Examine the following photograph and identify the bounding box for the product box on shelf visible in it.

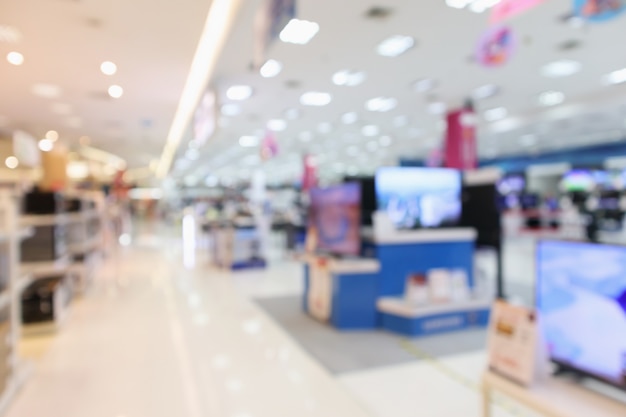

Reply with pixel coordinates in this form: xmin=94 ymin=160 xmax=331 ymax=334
xmin=20 ymin=225 xmax=67 ymax=262
xmin=21 ymin=275 xmax=71 ymax=324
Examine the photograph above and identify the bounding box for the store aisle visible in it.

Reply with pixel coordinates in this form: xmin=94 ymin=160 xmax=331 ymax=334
xmin=5 ymin=233 xmax=372 ymax=417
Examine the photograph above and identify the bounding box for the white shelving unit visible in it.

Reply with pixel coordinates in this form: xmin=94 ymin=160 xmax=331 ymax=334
xmin=0 ymin=189 xmax=33 ymax=415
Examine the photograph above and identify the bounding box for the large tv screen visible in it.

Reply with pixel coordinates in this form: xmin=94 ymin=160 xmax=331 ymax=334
xmin=375 ymin=167 xmax=462 ymax=229
xmin=562 ymin=169 xmax=595 ymax=192
xmin=537 ymin=240 xmax=626 ymax=389
xmin=309 ymin=182 xmax=361 ymax=256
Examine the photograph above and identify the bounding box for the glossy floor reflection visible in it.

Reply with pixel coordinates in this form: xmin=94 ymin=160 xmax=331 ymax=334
xmin=6 ymin=232 xmax=372 ymax=417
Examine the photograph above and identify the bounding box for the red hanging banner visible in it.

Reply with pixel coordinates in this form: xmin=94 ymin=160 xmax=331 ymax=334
xmin=444 ymin=108 xmax=478 ymax=170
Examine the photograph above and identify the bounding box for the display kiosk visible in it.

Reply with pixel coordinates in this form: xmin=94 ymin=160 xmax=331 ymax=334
xmin=211 ymin=219 xmax=267 ymax=270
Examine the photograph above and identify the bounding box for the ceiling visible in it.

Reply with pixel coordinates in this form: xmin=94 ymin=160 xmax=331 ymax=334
xmin=0 ymin=0 xmax=212 ymax=167
xmin=174 ymin=0 xmax=626 ymax=186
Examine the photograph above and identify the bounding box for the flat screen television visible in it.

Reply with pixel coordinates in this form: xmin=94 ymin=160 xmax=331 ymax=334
xmin=309 ymin=182 xmax=361 ymax=256
xmin=497 ymin=174 xmax=525 ymax=196
xmin=562 ymin=169 xmax=595 ymax=193
xmin=537 ymin=240 xmax=626 ymax=390
xmin=375 ymin=167 xmax=462 ymax=229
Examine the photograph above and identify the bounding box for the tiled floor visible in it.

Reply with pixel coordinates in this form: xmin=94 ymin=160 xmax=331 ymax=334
xmin=5 ymin=225 xmax=544 ymax=417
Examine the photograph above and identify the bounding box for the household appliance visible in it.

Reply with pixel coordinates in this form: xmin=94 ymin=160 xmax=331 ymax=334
xmin=375 ymin=167 xmax=462 ymax=229
xmin=537 ymin=240 xmax=626 ymax=390
xmin=309 ymin=182 xmax=361 ymax=256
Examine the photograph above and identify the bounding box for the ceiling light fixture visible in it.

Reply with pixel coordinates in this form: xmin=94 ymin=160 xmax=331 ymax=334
xmin=299 ymin=131 xmax=313 ymax=142
xmin=46 ymin=130 xmax=59 ymax=141
xmin=0 ymin=26 xmax=21 ymax=43
xmin=108 ymin=85 xmax=124 ymax=98
xmin=317 ymin=122 xmax=332 ymax=134
xmin=604 ymin=68 xmax=626 ymax=85
xmin=6 ymin=51 xmax=23 ymax=66
xmin=156 ymin=0 xmax=243 ymax=179
xmin=31 ymin=83 xmax=62 ymax=98
xmin=221 ymin=103 xmax=241 ymax=116
xmin=341 ymin=111 xmax=358 ymax=124
xmin=279 ymin=19 xmax=320 ymax=45
xmin=393 ymin=115 xmax=409 ymax=127
xmin=377 ymin=35 xmax=415 ymax=57
xmin=428 ymin=101 xmax=447 ymax=115
xmin=379 ymin=135 xmax=393 ymax=147
xmin=38 ymin=139 xmax=53 ymax=152
xmin=284 ymin=108 xmax=300 ymax=120
xmin=472 ymin=84 xmax=500 ymax=100
xmin=413 ymin=78 xmax=437 ymax=93
xmin=362 ymin=125 xmax=380 ymax=137
xmin=239 ymin=135 xmax=259 ymax=147
xmin=260 ymin=59 xmax=283 ymax=78
xmin=100 ymin=61 xmax=117 ymax=75
xmin=484 ymin=107 xmax=508 ymax=122
xmin=267 ymin=119 xmax=287 ymax=131
xmin=541 ymin=59 xmax=581 ymax=78
xmin=226 ymin=85 xmax=253 ymax=101
xmin=4 ymin=156 xmax=18 ymax=169
xmin=366 ymin=97 xmax=398 ymax=112
xmin=332 ymin=70 xmax=366 ymax=86
xmin=300 ymin=91 xmax=332 ymax=106
xmin=538 ymin=90 xmax=565 ymax=107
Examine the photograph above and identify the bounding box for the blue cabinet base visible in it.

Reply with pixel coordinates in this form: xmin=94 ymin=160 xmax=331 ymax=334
xmin=380 ymin=308 xmax=490 ymax=337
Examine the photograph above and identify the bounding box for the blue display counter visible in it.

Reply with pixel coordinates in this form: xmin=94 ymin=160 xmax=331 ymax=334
xmin=302 ymin=228 xmax=493 ymax=336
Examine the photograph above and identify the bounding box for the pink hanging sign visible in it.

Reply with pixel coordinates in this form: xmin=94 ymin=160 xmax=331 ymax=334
xmin=490 ymin=0 xmax=546 ymax=24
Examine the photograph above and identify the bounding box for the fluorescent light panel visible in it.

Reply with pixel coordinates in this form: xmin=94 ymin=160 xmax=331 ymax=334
xmin=279 ymin=19 xmax=320 ymax=45
xmin=377 ymin=35 xmax=415 ymax=57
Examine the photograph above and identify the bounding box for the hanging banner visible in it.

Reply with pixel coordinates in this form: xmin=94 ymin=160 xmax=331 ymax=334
xmin=444 ymin=108 xmax=477 ymax=170
xmin=490 ymin=0 xmax=547 ymax=24
xmin=573 ymin=0 xmax=626 ymax=22
xmin=475 ymin=25 xmax=516 ymax=68
xmin=253 ymin=0 xmax=296 ymax=68
xmin=260 ymin=129 xmax=279 ymax=160
xmin=302 ymin=154 xmax=318 ymax=192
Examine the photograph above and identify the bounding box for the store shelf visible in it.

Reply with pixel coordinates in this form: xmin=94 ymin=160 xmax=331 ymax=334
xmin=16 ymin=273 xmax=33 ymax=293
xmin=19 ymin=226 xmax=34 ymax=240
xmin=0 ymin=361 xmax=33 ymax=416
xmin=0 ymin=291 xmax=9 ymax=310
xmin=67 ymin=235 xmax=102 ymax=255
xmin=20 ymin=214 xmax=69 ymax=227
xmin=20 ymin=255 xmax=70 ymax=278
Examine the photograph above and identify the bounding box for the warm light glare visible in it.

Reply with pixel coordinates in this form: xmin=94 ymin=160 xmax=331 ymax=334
xmin=100 ymin=61 xmax=117 ymax=75
xmin=46 ymin=130 xmax=59 ymax=141
xmin=4 ymin=156 xmax=18 ymax=169
xmin=6 ymin=51 xmax=24 ymax=66
xmin=38 ymin=139 xmax=53 ymax=152
xmin=108 ymin=85 xmax=124 ymax=98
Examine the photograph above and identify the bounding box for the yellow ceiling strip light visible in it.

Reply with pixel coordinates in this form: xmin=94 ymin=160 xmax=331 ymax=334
xmin=156 ymin=0 xmax=244 ymax=179
xmin=79 ymin=146 xmax=127 ymax=171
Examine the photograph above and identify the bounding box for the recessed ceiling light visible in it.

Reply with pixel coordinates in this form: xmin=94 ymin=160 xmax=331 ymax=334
xmin=108 ymin=84 xmax=124 ymax=98
xmin=300 ymin=91 xmax=332 ymax=106
xmin=5 ymin=156 xmax=18 ymax=169
xmin=186 ymin=148 xmax=200 ymax=160
xmin=226 ymin=85 xmax=253 ymax=101
xmin=446 ymin=0 xmax=472 ymax=9
xmin=51 ymin=102 xmax=72 ymax=115
xmin=377 ymin=35 xmax=415 ymax=57
xmin=393 ymin=115 xmax=409 ymax=127
xmin=284 ymin=108 xmax=301 ymax=120
xmin=538 ymin=90 xmax=565 ymax=107
xmin=604 ymin=68 xmax=626 ymax=85
xmin=541 ymin=60 xmax=581 ymax=78
xmin=38 ymin=139 xmax=53 ymax=152
xmin=31 ymin=83 xmax=62 ymax=98
xmin=341 ymin=112 xmax=358 ymax=124
xmin=413 ymin=78 xmax=437 ymax=93
xmin=317 ymin=122 xmax=332 ymax=134
xmin=205 ymin=176 xmax=219 ymax=187
xmin=472 ymin=84 xmax=500 ymax=100
xmin=484 ymin=107 xmax=508 ymax=122
xmin=267 ymin=119 xmax=287 ymax=131
xmin=279 ymin=19 xmax=320 ymax=45
xmin=6 ymin=51 xmax=23 ymax=66
xmin=362 ymin=125 xmax=380 ymax=137
xmin=45 ymin=130 xmax=59 ymax=141
xmin=366 ymin=97 xmax=398 ymax=112
xmin=100 ymin=61 xmax=117 ymax=75
xmin=260 ymin=59 xmax=283 ymax=78
xmin=221 ymin=103 xmax=240 ymax=116
xmin=299 ymin=131 xmax=313 ymax=142
xmin=379 ymin=135 xmax=393 ymax=147
xmin=332 ymin=70 xmax=366 ymax=86
xmin=428 ymin=101 xmax=447 ymax=115
xmin=0 ymin=25 xmax=22 ymax=43
xmin=239 ymin=135 xmax=259 ymax=147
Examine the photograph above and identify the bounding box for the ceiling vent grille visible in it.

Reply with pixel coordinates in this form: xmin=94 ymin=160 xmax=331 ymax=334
xmin=365 ymin=6 xmax=393 ymax=20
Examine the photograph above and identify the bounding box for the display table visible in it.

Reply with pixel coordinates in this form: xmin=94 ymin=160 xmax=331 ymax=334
xmin=481 ymin=371 xmax=626 ymax=417
xmin=377 ymin=297 xmax=491 ymax=336
xmin=304 ymin=257 xmax=381 ymax=329
xmin=212 ymin=225 xmax=266 ymax=270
